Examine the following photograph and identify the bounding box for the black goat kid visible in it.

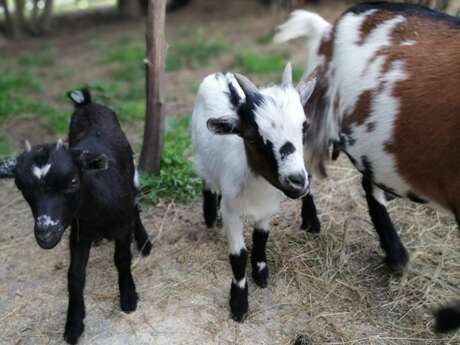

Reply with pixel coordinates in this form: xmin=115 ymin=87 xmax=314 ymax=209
xmin=0 ymin=89 xmax=152 ymax=344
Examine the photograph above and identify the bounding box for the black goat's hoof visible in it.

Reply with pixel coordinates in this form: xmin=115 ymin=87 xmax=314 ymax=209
xmin=140 ymin=240 xmax=153 ymax=257
xmin=385 ymin=245 xmax=409 ymax=274
xmin=293 ymin=335 xmax=311 ymax=345
xmin=252 ymin=262 xmax=268 ymax=288
xmin=301 ymin=219 xmax=321 ymax=234
xmin=230 ymin=280 xmax=248 ymax=322
xmin=120 ymin=288 xmax=138 ymax=313
xmin=63 ymin=321 xmax=84 ymax=345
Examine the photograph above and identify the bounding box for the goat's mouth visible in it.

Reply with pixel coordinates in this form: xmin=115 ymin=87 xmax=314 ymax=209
xmin=282 ymin=187 xmax=310 ymax=200
xmin=34 ymin=225 xmax=66 ymax=250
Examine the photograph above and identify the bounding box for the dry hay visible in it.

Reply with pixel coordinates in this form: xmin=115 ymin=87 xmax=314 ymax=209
xmin=0 ymin=156 xmax=458 ymax=345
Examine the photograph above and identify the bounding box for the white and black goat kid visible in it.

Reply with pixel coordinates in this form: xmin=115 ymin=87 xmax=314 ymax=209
xmin=0 ymin=89 xmax=152 ymax=344
xmin=192 ymin=64 xmax=316 ymax=321
xmin=275 ymin=1 xmax=460 ymax=333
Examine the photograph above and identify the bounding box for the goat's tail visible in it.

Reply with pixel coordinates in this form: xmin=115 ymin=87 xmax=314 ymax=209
xmin=434 ymin=304 xmax=460 ymax=333
xmin=274 ymin=10 xmax=331 ymax=54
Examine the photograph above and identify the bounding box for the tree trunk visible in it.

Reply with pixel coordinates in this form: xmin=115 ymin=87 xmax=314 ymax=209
xmin=139 ymin=0 xmax=167 ymax=174
xmin=118 ymin=0 xmax=142 ymax=19
xmin=38 ymin=0 xmax=54 ymax=34
xmin=0 ymin=0 xmax=15 ymax=36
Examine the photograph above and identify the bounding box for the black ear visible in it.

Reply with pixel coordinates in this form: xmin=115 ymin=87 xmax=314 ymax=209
xmin=68 ymin=88 xmax=92 ymax=107
xmin=0 ymin=158 xmax=16 ymax=178
xmin=71 ymin=150 xmax=108 ymax=172
xmin=207 ymin=116 xmax=241 ymax=136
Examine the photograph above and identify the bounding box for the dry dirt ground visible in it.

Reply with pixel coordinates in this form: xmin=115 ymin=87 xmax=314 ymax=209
xmin=1 ymin=1 xmax=460 ymax=344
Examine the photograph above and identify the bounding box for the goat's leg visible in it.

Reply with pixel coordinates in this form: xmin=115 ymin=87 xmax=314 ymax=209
xmin=114 ymin=232 xmax=138 ymax=313
xmin=251 ymin=218 xmax=270 ymax=288
xmin=222 ymin=199 xmax=248 ymax=322
xmin=133 ymin=205 xmax=152 ymax=256
xmin=362 ymin=176 xmax=409 ymax=273
xmin=202 ymin=182 xmax=220 ymax=228
xmin=64 ymin=226 xmax=92 ymax=345
xmin=300 ymin=193 xmax=321 ymax=233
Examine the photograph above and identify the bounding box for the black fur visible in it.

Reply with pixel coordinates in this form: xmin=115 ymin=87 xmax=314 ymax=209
xmin=229 ymin=249 xmax=248 ymax=322
xmin=301 ymin=194 xmax=321 ymax=233
xmin=280 ymin=142 xmax=296 ymax=159
xmin=7 ymin=89 xmax=152 ymax=344
xmin=407 ymin=191 xmax=428 ymax=204
xmin=434 ymin=305 xmax=460 ymax=333
xmin=362 ymin=176 xmax=409 ymax=273
xmin=251 ymin=228 xmax=269 ymax=288
xmin=202 ymin=187 xmax=219 ymax=228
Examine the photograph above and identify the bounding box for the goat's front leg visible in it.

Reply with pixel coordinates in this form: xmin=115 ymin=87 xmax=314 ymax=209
xmin=64 ymin=226 xmax=92 ymax=345
xmin=301 ymin=193 xmax=321 ymax=233
xmin=222 ymin=200 xmax=248 ymax=322
xmin=114 ymin=231 xmax=138 ymax=313
xmin=251 ymin=218 xmax=270 ymax=288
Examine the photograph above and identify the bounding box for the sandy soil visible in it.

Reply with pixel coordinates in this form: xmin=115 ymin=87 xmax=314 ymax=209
xmin=1 ymin=1 xmax=459 ymax=344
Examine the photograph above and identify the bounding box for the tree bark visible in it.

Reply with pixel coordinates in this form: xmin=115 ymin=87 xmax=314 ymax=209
xmin=139 ymin=0 xmax=167 ymax=174
xmin=0 ymin=0 xmax=15 ymax=36
xmin=38 ymin=0 xmax=54 ymax=34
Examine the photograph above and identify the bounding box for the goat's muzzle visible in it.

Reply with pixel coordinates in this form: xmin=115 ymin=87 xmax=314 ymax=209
xmin=34 ymin=217 xmax=65 ymax=250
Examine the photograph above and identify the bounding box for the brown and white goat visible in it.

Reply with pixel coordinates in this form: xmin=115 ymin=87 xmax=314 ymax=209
xmin=275 ymin=1 xmax=460 ymax=333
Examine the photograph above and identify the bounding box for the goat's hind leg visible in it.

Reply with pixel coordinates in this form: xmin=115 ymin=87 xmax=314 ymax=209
xmin=115 ymin=231 xmax=138 ymax=312
xmin=64 ymin=225 xmax=92 ymax=345
xmin=251 ymin=218 xmax=270 ymax=288
xmin=362 ymin=176 xmax=408 ymax=273
xmin=133 ymin=205 xmax=152 ymax=256
xmin=202 ymin=182 xmax=220 ymax=228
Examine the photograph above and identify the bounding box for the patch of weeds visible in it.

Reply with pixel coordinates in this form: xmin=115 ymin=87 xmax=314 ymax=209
xmin=0 ymin=69 xmax=43 ymax=120
xmin=256 ymin=31 xmax=275 ymax=45
xmin=103 ymin=40 xmax=145 ymax=82
xmin=18 ymin=46 xmax=55 ymax=67
xmin=234 ymin=51 xmax=285 ymax=74
xmin=55 ymin=68 xmax=76 ymax=81
xmin=166 ymin=32 xmax=227 ymax=72
xmin=140 ymin=116 xmax=201 ymax=203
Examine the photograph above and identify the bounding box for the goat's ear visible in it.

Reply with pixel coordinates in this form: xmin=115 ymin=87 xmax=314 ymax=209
xmin=281 ymin=62 xmax=293 ymax=87
xmin=207 ymin=116 xmax=241 ymax=136
xmin=0 ymin=158 xmax=17 ymax=178
xmin=71 ymin=150 xmax=108 ymax=173
xmin=68 ymin=88 xmax=92 ymax=107
xmin=296 ymin=72 xmax=317 ymax=106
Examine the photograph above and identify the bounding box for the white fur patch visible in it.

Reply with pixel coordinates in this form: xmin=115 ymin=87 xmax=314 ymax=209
xmin=372 ymin=187 xmax=387 ymax=206
xmin=36 ymin=215 xmax=59 ymax=228
xmin=70 ymin=90 xmax=85 ymax=104
xmin=401 ymin=40 xmax=416 ymax=46
xmin=32 ymin=164 xmax=51 ymax=180
xmin=134 ymin=168 xmax=140 ymax=190
xmin=234 ymin=277 xmax=246 ymax=289
xmin=257 ymin=262 xmax=267 ymax=272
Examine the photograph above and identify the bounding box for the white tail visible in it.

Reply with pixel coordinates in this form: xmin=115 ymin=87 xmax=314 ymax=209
xmin=274 ymin=10 xmax=332 ymax=75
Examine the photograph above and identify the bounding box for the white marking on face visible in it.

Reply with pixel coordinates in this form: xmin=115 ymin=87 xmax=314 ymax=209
xmin=253 ymin=86 xmax=308 ymax=184
xmin=257 ymin=262 xmax=267 ymax=272
xmin=233 ymin=277 xmax=246 ymax=289
xmin=32 ymin=164 xmax=51 ymax=180
xmin=36 ymin=215 xmax=59 ymax=228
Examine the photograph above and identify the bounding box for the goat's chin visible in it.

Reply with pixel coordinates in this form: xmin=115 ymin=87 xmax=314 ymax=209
xmin=34 ymin=228 xmax=65 ymax=250
xmin=282 ymin=188 xmax=309 ymax=200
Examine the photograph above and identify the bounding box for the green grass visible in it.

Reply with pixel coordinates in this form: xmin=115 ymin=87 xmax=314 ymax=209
xmin=0 ymin=136 xmax=13 ymax=158
xmin=166 ymin=32 xmax=227 ymax=72
xmin=140 ymin=116 xmax=201 ymax=204
xmin=234 ymin=51 xmax=286 ymax=74
xmin=18 ymin=44 xmax=55 ymax=67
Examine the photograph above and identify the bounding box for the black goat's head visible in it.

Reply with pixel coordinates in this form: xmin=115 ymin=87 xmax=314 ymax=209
xmin=0 ymin=89 xmax=108 ymax=249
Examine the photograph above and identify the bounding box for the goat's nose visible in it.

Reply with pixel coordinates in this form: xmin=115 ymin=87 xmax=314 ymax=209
xmin=287 ymin=173 xmax=306 ymax=188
